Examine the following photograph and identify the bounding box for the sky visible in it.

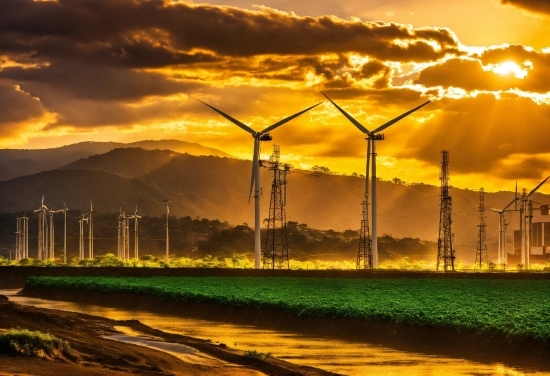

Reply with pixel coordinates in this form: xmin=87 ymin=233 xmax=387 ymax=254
xmin=1 ymin=0 xmax=550 ymax=193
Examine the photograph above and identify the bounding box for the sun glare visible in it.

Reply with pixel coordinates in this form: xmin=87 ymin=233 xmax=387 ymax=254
xmin=491 ymin=61 xmax=528 ymax=79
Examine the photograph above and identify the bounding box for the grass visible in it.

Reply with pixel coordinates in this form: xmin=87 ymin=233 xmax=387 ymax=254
xmin=0 ymin=329 xmax=77 ymax=359
xmin=244 ymin=349 xmax=272 ymax=359
xmin=26 ymin=276 xmax=550 ymax=344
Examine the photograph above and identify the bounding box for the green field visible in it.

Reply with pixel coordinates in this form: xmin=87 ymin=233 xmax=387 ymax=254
xmin=26 ymin=276 xmax=550 ymax=343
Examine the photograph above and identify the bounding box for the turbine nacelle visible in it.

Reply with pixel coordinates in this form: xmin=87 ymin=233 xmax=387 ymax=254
xmin=369 ymin=133 xmax=385 ymax=141
xmin=258 ymin=133 xmax=273 ymax=142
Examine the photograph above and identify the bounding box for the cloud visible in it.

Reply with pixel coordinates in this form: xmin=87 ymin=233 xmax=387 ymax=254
xmin=501 ymin=0 xmax=550 ymax=16
xmin=0 ymin=83 xmax=48 ymax=138
xmin=397 ymin=94 xmax=550 ymax=179
xmin=0 ymin=0 xmax=460 ymax=65
xmin=0 ymin=60 xmax=201 ymax=101
xmin=413 ymin=46 xmax=550 ymax=94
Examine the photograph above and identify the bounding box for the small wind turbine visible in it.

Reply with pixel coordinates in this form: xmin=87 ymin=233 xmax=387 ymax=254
xmin=78 ymin=212 xmax=89 ymax=259
xmin=62 ymin=203 xmax=68 ymax=264
xmin=198 ymin=99 xmax=322 ymax=268
xmin=88 ymin=199 xmax=94 ymax=258
xmin=163 ymin=200 xmax=171 ymax=262
xmin=34 ymin=196 xmax=49 ymax=260
xmin=127 ymin=206 xmax=141 ymax=259
xmin=321 ymin=92 xmax=430 ymax=268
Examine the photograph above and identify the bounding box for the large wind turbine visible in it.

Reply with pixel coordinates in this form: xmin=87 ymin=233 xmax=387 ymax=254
xmin=321 ymin=92 xmax=430 ymax=268
xmin=198 ymin=99 xmax=321 ymax=268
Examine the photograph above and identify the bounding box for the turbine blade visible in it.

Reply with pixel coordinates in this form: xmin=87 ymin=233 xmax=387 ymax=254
xmin=515 ymin=180 xmax=518 ymax=210
xmin=248 ymin=139 xmax=259 ymax=204
xmin=321 ymin=92 xmax=370 ymax=134
xmin=197 ymin=99 xmax=256 ymax=135
xmin=372 ymin=101 xmax=431 ymax=134
xmin=489 ymin=208 xmax=501 ymax=213
xmin=527 ymin=176 xmax=550 ymax=197
xmin=502 ymin=197 xmax=518 ymax=211
xmin=261 ymin=102 xmax=323 ymax=134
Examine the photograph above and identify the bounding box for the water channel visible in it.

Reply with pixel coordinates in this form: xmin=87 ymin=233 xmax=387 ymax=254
xmin=1 ymin=289 xmax=544 ymax=375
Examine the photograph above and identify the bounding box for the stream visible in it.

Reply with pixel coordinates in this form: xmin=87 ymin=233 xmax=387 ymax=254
xmin=1 ymin=289 xmax=543 ymax=376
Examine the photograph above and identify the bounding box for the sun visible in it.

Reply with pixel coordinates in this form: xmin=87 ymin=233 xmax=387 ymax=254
xmin=491 ymin=61 xmax=528 ymax=78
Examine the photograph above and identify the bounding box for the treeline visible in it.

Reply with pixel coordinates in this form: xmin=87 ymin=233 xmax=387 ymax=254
xmin=0 ymin=213 xmax=436 ymax=262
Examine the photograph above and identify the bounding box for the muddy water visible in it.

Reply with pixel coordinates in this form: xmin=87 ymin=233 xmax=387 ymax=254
xmin=1 ymin=289 xmax=543 ymax=376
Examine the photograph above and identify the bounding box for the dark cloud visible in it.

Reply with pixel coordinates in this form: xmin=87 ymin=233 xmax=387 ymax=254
xmin=397 ymin=94 xmax=550 ymax=179
xmin=0 ymin=0 xmax=461 ymax=66
xmin=0 ymin=60 xmax=200 ymax=101
xmin=501 ymin=0 xmax=550 ymax=16
xmin=0 ymin=83 xmax=47 ymax=137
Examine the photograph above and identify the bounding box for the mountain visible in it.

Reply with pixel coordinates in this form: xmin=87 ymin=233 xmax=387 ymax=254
xmin=0 ymin=147 xmax=548 ymax=262
xmin=0 ymin=140 xmax=231 ymax=181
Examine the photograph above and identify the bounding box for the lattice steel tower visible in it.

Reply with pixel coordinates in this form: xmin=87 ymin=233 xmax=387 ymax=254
xmin=357 ymin=198 xmax=373 ymax=269
xmin=436 ymin=150 xmax=455 ymax=272
xmin=262 ymin=145 xmax=290 ymax=269
xmin=475 ymin=188 xmax=488 ymax=269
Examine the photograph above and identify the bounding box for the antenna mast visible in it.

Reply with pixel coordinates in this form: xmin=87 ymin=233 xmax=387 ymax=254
xmin=262 ymin=145 xmax=290 ymax=269
xmin=436 ymin=150 xmax=455 ymax=272
xmin=475 ymin=188 xmax=488 ymax=269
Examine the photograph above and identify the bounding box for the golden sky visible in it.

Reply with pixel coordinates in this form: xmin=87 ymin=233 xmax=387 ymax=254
xmin=1 ymin=0 xmax=549 ymax=193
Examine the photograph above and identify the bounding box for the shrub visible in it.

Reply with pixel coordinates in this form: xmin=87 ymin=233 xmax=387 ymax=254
xmin=0 ymin=329 xmax=77 ymax=360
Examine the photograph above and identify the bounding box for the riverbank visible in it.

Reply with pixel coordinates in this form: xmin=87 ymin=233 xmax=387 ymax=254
xmin=0 ymin=294 xmax=337 ymax=376
xmin=20 ymin=284 xmax=550 ymax=372
xmin=2 ymin=266 xmax=550 ymax=289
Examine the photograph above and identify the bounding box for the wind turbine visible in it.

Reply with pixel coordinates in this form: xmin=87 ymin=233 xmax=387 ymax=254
xmin=489 ymin=194 xmax=517 ymax=267
xmin=127 ymin=206 xmax=141 ymax=259
xmin=78 ymin=212 xmax=88 ymax=260
xmin=34 ymin=196 xmax=49 ymax=260
xmin=198 ymin=99 xmax=322 ymax=269
xmin=163 ymin=200 xmax=171 ymax=262
xmin=519 ymin=176 xmax=549 ymax=270
xmin=88 ymin=199 xmax=94 ymax=258
xmin=321 ymin=92 xmax=430 ymax=268
xmin=62 ymin=203 xmax=68 ymax=264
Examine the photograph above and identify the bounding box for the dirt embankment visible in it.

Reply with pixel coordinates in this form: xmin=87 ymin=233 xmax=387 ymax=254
xmin=2 ymin=266 xmax=550 ymax=289
xmin=20 ymin=285 xmax=550 ymax=373
xmin=0 ymin=295 xmax=338 ymax=376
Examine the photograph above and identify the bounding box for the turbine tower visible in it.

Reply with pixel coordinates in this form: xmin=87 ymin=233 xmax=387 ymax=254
xmin=321 ymin=92 xmax=430 ymax=268
xmin=62 ymin=203 xmax=68 ymax=264
xmin=88 ymin=199 xmax=94 ymax=258
xmin=34 ymin=196 xmax=49 ymax=260
xmin=48 ymin=207 xmax=66 ymax=260
xmin=78 ymin=212 xmax=88 ymax=259
xmin=118 ymin=210 xmax=129 ymax=260
xmin=518 ymin=176 xmax=549 ymax=270
xmin=198 ymin=99 xmax=321 ymax=269
xmin=127 ymin=206 xmax=141 ymax=259
xmin=163 ymin=200 xmax=171 ymax=262
xmin=489 ymin=194 xmax=517 ymax=267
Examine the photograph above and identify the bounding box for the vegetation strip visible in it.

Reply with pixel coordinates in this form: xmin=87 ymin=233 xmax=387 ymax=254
xmin=26 ymin=276 xmax=550 ymax=343
xmin=0 ymin=328 xmax=76 ymax=359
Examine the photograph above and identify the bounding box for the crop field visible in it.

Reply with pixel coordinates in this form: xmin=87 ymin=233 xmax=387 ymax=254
xmin=26 ymin=276 xmax=550 ymax=343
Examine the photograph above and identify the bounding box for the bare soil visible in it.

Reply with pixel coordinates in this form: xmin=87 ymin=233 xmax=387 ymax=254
xmin=0 ymin=295 xmax=338 ymax=376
